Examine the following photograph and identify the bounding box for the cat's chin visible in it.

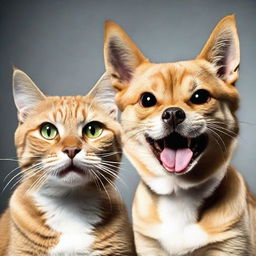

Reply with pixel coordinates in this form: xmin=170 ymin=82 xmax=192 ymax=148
xmin=47 ymin=170 xmax=91 ymax=188
xmin=47 ymin=163 xmax=91 ymax=187
xmin=58 ymin=165 xmax=85 ymax=177
xmin=58 ymin=172 xmax=89 ymax=186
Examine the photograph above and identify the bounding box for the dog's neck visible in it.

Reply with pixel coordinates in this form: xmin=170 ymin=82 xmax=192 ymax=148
xmin=143 ymin=162 xmax=228 ymax=199
xmin=125 ymin=135 xmax=237 ymax=198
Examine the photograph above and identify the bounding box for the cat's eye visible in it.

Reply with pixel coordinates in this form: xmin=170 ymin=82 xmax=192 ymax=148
xmin=140 ymin=92 xmax=157 ymax=107
xmin=190 ymin=89 xmax=211 ymax=104
xmin=83 ymin=122 xmax=103 ymax=139
xmin=40 ymin=123 xmax=58 ymax=140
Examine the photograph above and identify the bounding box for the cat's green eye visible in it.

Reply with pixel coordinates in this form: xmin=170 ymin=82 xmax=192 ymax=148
xmin=40 ymin=123 xmax=58 ymax=140
xmin=83 ymin=122 xmax=103 ymax=139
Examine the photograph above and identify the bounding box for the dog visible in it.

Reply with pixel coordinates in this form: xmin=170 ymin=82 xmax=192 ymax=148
xmin=102 ymin=15 xmax=256 ymax=256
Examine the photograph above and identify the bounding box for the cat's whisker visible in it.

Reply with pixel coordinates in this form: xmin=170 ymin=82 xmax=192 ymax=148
xmin=3 ymin=160 xmax=42 ymax=182
xmin=100 ymin=160 xmax=125 ymax=165
xmin=99 ymin=161 xmax=122 ymax=170
xmin=22 ymin=165 xmax=46 ymax=180
xmin=96 ymin=151 xmax=122 ymax=157
xmin=26 ymin=171 xmax=48 ymax=194
xmin=86 ymin=158 xmax=127 ymax=167
xmin=100 ymin=161 xmax=121 ymax=168
xmin=96 ymin=171 xmax=122 ymax=204
xmin=26 ymin=164 xmax=55 ymax=193
xmin=96 ymin=164 xmax=119 ymax=179
xmin=97 ymin=164 xmax=127 ymax=187
xmin=10 ymin=167 xmax=44 ymax=191
xmin=32 ymin=172 xmax=48 ymax=192
xmin=0 ymin=155 xmax=41 ymax=160
xmin=9 ymin=164 xmax=46 ymax=191
xmin=88 ymin=168 xmax=101 ymax=192
xmin=96 ymin=170 xmax=124 ymax=208
xmin=89 ymin=168 xmax=112 ymax=208
xmin=97 ymin=171 xmax=118 ymax=192
xmin=83 ymin=158 xmax=125 ymax=169
xmin=84 ymin=160 xmax=122 ymax=181
xmin=3 ymin=165 xmax=22 ymax=182
xmin=0 ymin=159 xmax=21 ymax=162
xmin=2 ymin=162 xmax=44 ymax=192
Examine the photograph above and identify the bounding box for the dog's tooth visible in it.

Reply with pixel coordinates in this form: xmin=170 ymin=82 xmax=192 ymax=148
xmin=154 ymin=141 xmax=161 ymax=151
xmin=188 ymin=138 xmax=192 ymax=148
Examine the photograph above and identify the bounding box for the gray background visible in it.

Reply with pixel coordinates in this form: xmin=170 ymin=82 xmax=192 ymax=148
xmin=0 ymin=0 xmax=255 ymax=215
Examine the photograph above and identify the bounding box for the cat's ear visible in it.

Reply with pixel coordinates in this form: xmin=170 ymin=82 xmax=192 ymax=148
xmin=13 ymin=69 xmax=46 ymax=122
xmin=104 ymin=21 xmax=147 ymax=90
xmin=197 ymin=15 xmax=240 ymax=84
xmin=88 ymin=73 xmax=118 ymax=120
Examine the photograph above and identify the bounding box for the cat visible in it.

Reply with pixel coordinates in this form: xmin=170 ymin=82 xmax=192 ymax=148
xmin=0 ymin=69 xmax=136 ymax=256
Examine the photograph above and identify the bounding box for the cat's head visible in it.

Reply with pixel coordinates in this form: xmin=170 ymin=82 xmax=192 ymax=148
xmin=13 ymin=69 xmax=121 ymax=191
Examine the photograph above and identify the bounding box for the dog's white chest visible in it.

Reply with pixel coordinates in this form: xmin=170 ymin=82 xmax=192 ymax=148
xmin=156 ymin=193 xmax=208 ymax=256
xmin=34 ymin=192 xmax=101 ymax=256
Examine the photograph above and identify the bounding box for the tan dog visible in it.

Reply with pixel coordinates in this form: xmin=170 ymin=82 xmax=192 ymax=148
xmin=103 ymin=15 xmax=256 ymax=255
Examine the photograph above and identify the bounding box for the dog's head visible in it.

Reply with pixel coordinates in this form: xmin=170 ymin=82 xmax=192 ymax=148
xmin=103 ymin=15 xmax=240 ymax=188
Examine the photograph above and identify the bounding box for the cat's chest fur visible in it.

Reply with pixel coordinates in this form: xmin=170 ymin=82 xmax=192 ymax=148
xmin=33 ymin=188 xmax=102 ymax=256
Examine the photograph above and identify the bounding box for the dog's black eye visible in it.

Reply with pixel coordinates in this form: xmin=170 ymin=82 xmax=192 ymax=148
xmin=140 ymin=92 xmax=157 ymax=107
xmin=190 ymin=89 xmax=211 ymax=104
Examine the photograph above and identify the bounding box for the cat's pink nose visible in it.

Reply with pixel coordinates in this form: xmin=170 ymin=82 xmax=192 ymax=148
xmin=63 ymin=147 xmax=81 ymax=159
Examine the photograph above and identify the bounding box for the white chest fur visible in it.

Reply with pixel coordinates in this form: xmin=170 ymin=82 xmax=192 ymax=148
xmin=33 ymin=189 xmax=102 ymax=256
xmin=152 ymin=174 xmax=225 ymax=256
xmin=156 ymin=191 xmax=208 ymax=256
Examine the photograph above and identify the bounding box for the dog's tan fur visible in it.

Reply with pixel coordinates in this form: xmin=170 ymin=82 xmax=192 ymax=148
xmin=103 ymin=16 xmax=256 ymax=255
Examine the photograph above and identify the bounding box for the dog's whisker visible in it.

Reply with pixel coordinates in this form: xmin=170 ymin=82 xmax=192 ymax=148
xmin=207 ymin=128 xmax=227 ymax=153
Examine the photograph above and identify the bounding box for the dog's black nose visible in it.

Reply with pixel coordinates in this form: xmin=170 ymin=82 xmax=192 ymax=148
xmin=162 ymin=107 xmax=186 ymax=127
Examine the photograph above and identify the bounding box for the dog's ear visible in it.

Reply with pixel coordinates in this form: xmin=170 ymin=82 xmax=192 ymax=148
xmin=104 ymin=21 xmax=147 ymax=90
xmin=197 ymin=15 xmax=240 ymax=84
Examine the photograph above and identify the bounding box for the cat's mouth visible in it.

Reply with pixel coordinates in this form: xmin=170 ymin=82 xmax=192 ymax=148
xmin=58 ymin=163 xmax=85 ymax=177
xmin=145 ymin=132 xmax=208 ymax=174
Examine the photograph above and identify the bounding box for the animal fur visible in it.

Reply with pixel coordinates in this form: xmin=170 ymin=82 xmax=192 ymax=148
xmin=103 ymin=15 xmax=256 ymax=256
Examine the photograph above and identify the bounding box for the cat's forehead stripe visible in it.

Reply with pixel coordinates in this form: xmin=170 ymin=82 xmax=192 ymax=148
xmin=49 ymin=96 xmax=91 ymax=124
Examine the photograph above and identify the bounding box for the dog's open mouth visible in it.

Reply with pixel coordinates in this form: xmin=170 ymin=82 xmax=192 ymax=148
xmin=146 ymin=132 xmax=208 ymax=174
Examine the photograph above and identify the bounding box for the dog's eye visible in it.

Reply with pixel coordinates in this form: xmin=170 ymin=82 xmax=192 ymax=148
xmin=190 ymin=89 xmax=211 ymax=104
xmin=140 ymin=92 xmax=157 ymax=107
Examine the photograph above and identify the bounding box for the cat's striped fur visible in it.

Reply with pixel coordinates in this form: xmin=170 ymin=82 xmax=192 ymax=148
xmin=0 ymin=70 xmax=136 ymax=256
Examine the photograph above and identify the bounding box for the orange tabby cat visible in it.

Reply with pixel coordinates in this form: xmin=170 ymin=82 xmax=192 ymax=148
xmin=0 ymin=69 xmax=136 ymax=256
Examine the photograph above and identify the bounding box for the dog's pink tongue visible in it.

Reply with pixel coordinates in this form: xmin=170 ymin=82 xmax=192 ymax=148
xmin=160 ymin=148 xmax=193 ymax=173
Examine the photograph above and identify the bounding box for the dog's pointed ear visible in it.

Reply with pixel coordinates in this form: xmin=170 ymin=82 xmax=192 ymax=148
xmin=13 ymin=68 xmax=46 ymax=122
xmin=197 ymin=15 xmax=240 ymax=84
xmin=104 ymin=21 xmax=147 ymax=90
xmin=87 ymin=73 xmax=118 ymax=120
